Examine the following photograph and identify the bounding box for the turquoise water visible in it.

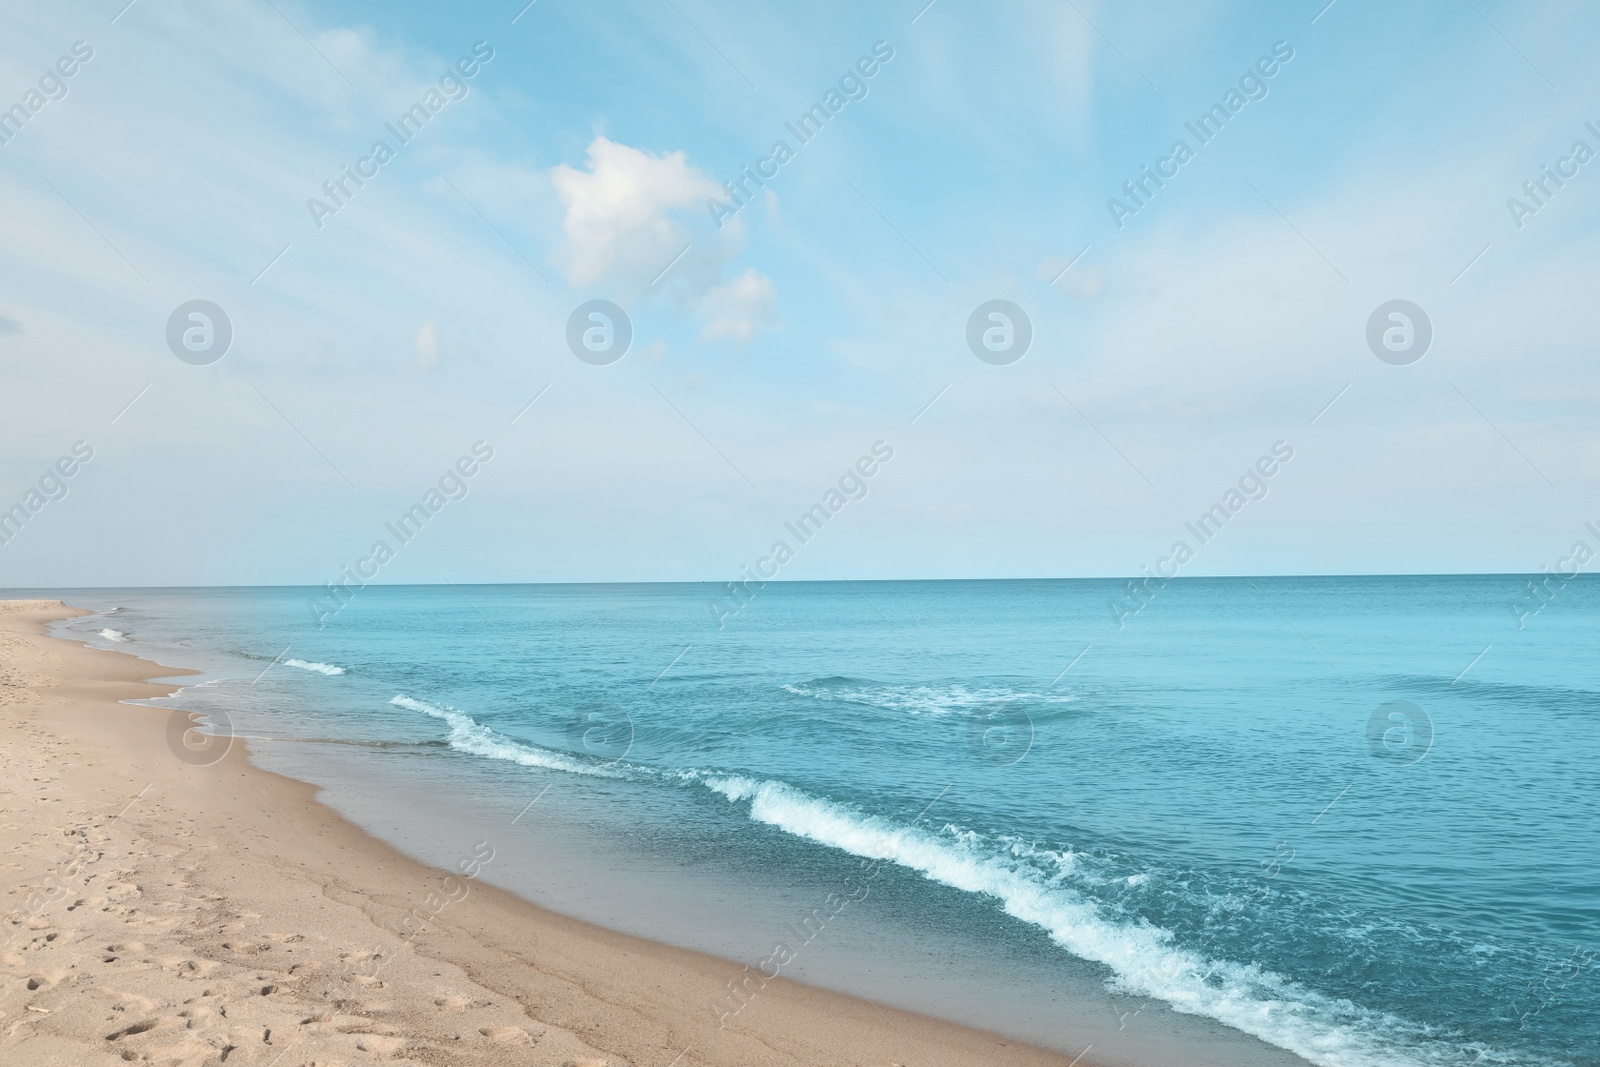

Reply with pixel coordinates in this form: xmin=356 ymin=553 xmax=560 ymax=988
xmin=35 ymin=578 xmax=1600 ymax=1067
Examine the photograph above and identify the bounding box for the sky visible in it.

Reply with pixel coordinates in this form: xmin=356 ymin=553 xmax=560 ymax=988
xmin=1 ymin=0 xmax=1598 ymax=587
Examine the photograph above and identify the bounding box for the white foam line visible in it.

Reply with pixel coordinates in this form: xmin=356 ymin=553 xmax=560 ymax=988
xmin=392 ymin=695 xmax=627 ymax=780
xmin=698 ymin=775 xmax=1458 ymax=1067
xmin=378 ymin=690 xmax=1501 ymax=1067
xmin=285 ymin=658 xmax=346 ymax=676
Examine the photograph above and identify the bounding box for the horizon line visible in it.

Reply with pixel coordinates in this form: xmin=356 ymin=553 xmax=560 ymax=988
xmin=0 ymin=571 xmax=1576 ymax=593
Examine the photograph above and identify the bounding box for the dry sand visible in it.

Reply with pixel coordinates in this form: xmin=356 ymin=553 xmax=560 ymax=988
xmin=0 ymin=599 xmax=1099 ymax=1067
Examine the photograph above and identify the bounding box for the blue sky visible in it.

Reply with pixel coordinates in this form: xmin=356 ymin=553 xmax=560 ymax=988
xmin=1 ymin=0 xmax=1597 ymax=586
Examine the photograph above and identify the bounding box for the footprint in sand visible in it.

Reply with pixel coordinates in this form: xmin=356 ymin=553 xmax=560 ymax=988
xmin=23 ymin=969 xmax=70 ymax=990
xmin=95 ymin=987 xmax=160 ymax=1013
xmin=481 ymin=1026 xmax=537 ymax=1044
xmin=148 ymin=1035 xmax=235 ymax=1067
xmin=178 ymin=1005 xmax=219 ymax=1028
xmin=224 ymin=1024 xmax=272 ymax=1048
xmin=172 ymin=958 xmax=222 ymax=978
xmin=104 ymin=1016 xmax=167 ymax=1041
xmin=433 ymin=995 xmax=471 ymax=1011
xmin=355 ymin=1033 xmax=408 ymax=1056
xmin=220 ymin=940 xmax=269 ymax=955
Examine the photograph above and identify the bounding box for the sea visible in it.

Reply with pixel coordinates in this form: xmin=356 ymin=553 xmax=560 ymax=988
xmin=22 ymin=577 xmax=1599 ymax=1067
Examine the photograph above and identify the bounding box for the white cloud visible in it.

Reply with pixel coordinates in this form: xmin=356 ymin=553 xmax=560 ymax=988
xmin=549 ymin=136 xmax=776 ymax=341
xmin=550 ymin=136 xmax=723 ymax=289
xmin=697 ymin=268 xmax=777 ymax=343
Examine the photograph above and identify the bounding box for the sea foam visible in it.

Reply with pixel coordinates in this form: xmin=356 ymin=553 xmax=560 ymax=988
xmin=390 ymin=695 xmax=627 ymax=779
xmin=695 ymin=775 xmax=1479 ymax=1067
xmin=285 ymin=658 xmax=345 ymax=676
xmin=782 ymin=678 xmax=1077 ymax=716
xmin=391 ymin=698 xmax=1502 ymax=1067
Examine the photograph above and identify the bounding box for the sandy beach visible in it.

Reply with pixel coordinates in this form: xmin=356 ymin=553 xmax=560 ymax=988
xmin=0 ymin=599 xmax=1095 ymax=1067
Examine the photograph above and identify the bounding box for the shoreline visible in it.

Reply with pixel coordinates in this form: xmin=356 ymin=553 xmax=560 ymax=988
xmin=0 ymin=599 xmax=1101 ymax=1067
